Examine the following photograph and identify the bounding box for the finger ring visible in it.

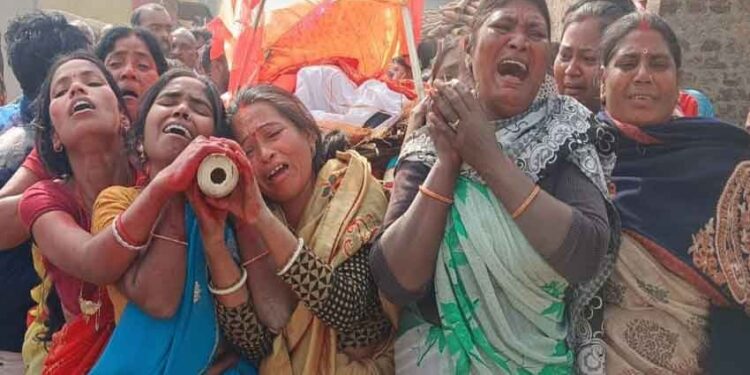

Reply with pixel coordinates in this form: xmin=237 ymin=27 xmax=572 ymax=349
xmin=449 ymin=119 xmax=460 ymax=130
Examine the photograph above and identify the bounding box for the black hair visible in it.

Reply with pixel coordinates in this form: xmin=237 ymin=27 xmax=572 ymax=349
xmin=130 ymin=3 xmax=168 ymax=26
xmin=227 ymin=85 xmax=349 ymax=174
xmin=392 ymin=56 xmax=411 ymax=70
xmin=601 ymin=12 xmax=682 ymax=69
xmin=472 ymin=0 xmax=552 ymax=41
xmin=562 ymin=0 xmax=635 ymax=34
xmin=34 ymin=51 xmax=128 ymax=178
xmin=129 ymin=69 xmax=228 ymax=161
xmin=4 ymin=11 xmax=91 ymax=99
xmin=417 ymin=38 xmax=438 ymax=70
xmin=95 ymin=26 xmax=169 ymax=75
xmin=37 ymin=287 xmax=64 ymax=347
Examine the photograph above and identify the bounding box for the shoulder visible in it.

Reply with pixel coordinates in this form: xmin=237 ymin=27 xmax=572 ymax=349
xmin=19 ymin=180 xmax=76 ymax=229
xmin=94 ymin=186 xmax=140 ymax=208
xmin=23 ymin=179 xmax=70 ymax=199
xmin=91 ymin=186 xmax=140 ymax=234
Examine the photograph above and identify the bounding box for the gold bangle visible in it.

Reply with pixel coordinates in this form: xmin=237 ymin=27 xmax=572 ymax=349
xmin=512 ymin=185 xmax=541 ymax=219
xmin=419 ymin=185 xmax=453 ymax=205
xmin=151 ymin=233 xmax=188 ymax=247
xmin=241 ymin=251 xmax=270 ymax=268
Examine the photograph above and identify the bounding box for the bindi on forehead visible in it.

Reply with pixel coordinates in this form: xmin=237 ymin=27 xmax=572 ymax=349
xmin=617 ymin=46 xmax=671 ymax=59
xmin=53 ymin=64 xmax=101 ymax=83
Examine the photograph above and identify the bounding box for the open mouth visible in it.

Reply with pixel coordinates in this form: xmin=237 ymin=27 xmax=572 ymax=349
xmin=163 ymin=122 xmax=193 ymax=140
xmin=70 ymin=98 xmax=96 ymax=115
xmin=629 ymin=93 xmax=655 ymax=101
xmin=497 ymin=59 xmax=529 ymax=80
xmin=121 ymin=89 xmax=139 ymax=101
xmin=267 ymin=163 xmax=288 ymax=181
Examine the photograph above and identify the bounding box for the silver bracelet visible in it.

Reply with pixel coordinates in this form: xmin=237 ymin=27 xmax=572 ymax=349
xmin=277 ymin=237 xmax=305 ymax=276
xmin=208 ymin=267 xmax=248 ymax=296
xmin=111 ymin=215 xmax=149 ymax=252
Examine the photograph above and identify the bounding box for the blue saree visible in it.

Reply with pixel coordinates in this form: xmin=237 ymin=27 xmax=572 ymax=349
xmin=90 ymin=205 xmax=256 ymax=374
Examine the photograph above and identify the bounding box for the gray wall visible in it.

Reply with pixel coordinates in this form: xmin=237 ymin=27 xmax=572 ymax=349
xmin=658 ymin=0 xmax=750 ymax=125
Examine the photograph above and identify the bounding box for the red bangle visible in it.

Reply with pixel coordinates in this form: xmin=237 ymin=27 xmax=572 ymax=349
xmin=116 ymin=214 xmax=140 ymax=246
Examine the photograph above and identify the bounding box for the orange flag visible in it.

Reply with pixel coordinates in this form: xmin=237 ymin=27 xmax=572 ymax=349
xmin=208 ymin=0 xmax=424 ymax=95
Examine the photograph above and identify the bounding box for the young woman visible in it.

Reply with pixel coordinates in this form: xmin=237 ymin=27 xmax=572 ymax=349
xmin=1 ymin=26 xmax=167 ymax=251
xmin=18 ymin=51 xmax=134 ymax=374
xmin=82 ymin=69 xmax=254 ymax=374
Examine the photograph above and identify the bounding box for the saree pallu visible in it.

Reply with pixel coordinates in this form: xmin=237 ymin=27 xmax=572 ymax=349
xmin=603 ymin=234 xmax=710 ymax=374
xmin=396 ymin=77 xmax=619 ymax=374
xmin=24 ymin=248 xmax=113 ymax=375
xmin=22 ymin=249 xmax=51 ymax=375
xmin=605 ymin=115 xmax=750 ymax=374
xmin=41 ymin=291 xmax=114 ymax=375
xmin=396 ymin=178 xmax=573 ymax=374
xmin=89 ymin=202 xmax=256 ymax=374
xmin=260 ymin=151 xmax=396 ymax=375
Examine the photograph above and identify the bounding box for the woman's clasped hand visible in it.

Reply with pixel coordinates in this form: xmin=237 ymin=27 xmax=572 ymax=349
xmin=159 ymin=136 xmax=268 ymax=244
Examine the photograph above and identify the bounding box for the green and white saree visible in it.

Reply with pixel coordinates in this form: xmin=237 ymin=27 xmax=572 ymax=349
xmin=395 ymin=77 xmax=619 ymax=375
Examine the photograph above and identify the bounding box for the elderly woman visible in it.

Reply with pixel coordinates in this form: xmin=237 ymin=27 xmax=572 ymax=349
xmin=553 ymin=0 xmax=634 ymax=112
xmin=17 ymin=51 xmax=135 ymax=374
xmin=598 ymin=13 xmax=750 ymax=374
xmin=203 ymin=85 xmax=396 ymax=374
xmin=370 ymin=0 xmax=619 ymax=374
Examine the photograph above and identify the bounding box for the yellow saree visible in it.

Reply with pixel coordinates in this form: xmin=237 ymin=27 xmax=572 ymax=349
xmin=260 ymin=150 xmax=398 ymax=375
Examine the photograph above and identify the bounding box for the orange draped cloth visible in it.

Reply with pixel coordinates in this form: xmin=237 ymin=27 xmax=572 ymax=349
xmin=208 ymin=0 xmax=423 ymax=96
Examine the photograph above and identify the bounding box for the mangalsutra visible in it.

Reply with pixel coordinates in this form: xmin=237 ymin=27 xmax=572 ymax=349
xmin=79 ymin=284 xmax=102 ymax=330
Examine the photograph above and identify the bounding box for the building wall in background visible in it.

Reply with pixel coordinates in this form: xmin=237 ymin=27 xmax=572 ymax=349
xmin=548 ymin=0 xmax=578 ymax=40
xmin=39 ymin=0 xmax=131 ymax=24
xmin=657 ymin=0 xmax=750 ymax=125
xmin=3 ymin=0 xmax=748 ymax=125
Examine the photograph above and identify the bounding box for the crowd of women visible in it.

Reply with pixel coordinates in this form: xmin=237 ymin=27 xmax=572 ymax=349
xmin=0 ymin=0 xmax=748 ymax=374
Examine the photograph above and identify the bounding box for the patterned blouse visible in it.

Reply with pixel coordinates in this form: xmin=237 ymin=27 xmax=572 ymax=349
xmin=216 ymin=243 xmax=391 ymax=361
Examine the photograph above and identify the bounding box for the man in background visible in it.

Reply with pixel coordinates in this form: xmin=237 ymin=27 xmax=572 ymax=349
xmin=200 ymin=45 xmax=229 ymax=93
xmin=171 ymin=27 xmax=199 ymax=70
xmin=131 ymin=3 xmax=173 ymax=55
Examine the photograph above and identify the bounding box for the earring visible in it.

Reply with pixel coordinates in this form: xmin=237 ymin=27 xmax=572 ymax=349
xmin=136 ymin=143 xmax=147 ymax=165
xmin=53 ymin=143 xmax=64 ymax=153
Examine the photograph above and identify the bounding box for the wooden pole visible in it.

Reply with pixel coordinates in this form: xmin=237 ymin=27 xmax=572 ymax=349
xmin=401 ymin=4 xmax=425 ymax=100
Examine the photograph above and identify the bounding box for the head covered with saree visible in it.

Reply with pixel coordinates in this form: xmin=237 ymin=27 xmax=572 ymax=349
xmin=398 ymin=0 xmax=620 ymax=373
xmin=600 ymin=12 xmax=750 ymax=374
